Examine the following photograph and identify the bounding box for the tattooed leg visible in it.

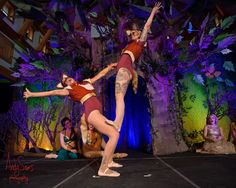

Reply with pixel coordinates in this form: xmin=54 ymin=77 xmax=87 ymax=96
xmin=114 ymin=68 xmax=132 ymax=129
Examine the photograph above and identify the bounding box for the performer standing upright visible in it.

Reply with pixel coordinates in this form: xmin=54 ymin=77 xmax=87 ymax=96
xmin=110 ymin=2 xmax=162 ymax=131
xmin=24 ymin=63 xmax=122 ymax=177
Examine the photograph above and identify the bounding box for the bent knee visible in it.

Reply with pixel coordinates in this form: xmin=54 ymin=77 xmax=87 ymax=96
xmin=108 ymin=129 xmax=119 ymax=139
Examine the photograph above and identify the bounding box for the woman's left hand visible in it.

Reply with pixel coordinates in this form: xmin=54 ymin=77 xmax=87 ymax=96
xmin=108 ymin=63 xmax=117 ymax=70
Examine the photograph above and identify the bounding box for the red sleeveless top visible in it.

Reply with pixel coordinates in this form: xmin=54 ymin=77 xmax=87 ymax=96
xmin=122 ymin=40 xmax=145 ymax=62
xmin=67 ymin=79 xmax=95 ymax=102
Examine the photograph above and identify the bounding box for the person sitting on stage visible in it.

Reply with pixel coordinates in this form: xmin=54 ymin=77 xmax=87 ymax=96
xmin=231 ymin=122 xmax=236 ymax=146
xmin=201 ymin=114 xmax=236 ymax=154
xmin=24 ymin=63 xmax=121 ymax=177
xmin=80 ymin=114 xmax=128 ymax=161
xmin=45 ymin=117 xmax=81 ymax=160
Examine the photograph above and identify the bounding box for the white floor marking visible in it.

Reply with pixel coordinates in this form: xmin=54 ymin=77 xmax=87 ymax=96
xmin=155 ymin=156 xmax=201 ymax=188
xmin=52 ymin=159 xmax=97 ymax=188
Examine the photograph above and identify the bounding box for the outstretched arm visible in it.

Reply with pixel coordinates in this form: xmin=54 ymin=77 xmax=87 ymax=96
xmin=23 ymin=88 xmax=69 ymax=99
xmin=140 ymin=2 xmax=162 ymax=42
xmin=90 ymin=63 xmax=117 ymax=83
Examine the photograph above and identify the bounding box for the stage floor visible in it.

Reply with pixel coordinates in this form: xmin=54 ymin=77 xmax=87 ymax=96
xmin=1 ymin=151 xmax=236 ymax=188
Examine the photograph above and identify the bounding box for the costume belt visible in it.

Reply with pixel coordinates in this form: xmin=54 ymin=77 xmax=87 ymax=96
xmin=123 ymin=50 xmax=135 ymax=63
xmin=80 ymin=93 xmax=96 ymax=104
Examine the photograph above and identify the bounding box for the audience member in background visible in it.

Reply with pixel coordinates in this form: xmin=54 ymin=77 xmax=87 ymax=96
xmin=45 ymin=117 xmax=81 ymax=160
xmin=201 ymin=114 xmax=236 ymax=154
xmin=231 ymin=122 xmax=236 ymax=146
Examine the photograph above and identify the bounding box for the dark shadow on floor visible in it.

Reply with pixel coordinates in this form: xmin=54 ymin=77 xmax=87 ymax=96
xmin=1 ymin=150 xmax=236 ymax=188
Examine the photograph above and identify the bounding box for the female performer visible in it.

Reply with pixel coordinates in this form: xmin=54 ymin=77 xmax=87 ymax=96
xmin=112 ymin=2 xmax=162 ymax=131
xmin=24 ymin=63 xmax=121 ymax=177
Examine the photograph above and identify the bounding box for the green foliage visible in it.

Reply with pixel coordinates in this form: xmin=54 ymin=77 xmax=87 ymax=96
xmin=52 ymin=48 xmax=60 ymax=55
xmin=63 ymin=21 xmax=70 ymax=32
xmin=221 ymin=15 xmax=236 ymax=30
xmin=177 ymin=81 xmax=197 ymax=120
xmin=223 ymin=61 xmax=235 ymax=72
xmin=213 ymin=33 xmax=233 ymax=44
xmin=209 ymin=27 xmax=216 ymax=35
xmin=189 ymin=94 xmax=196 ymax=103
xmin=177 ymin=49 xmax=187 ymax=62
xmin=202 ymin=100 xmax=208 ymax=109
xmin=181 ymin=128 xmax=204 ymax=147
xmin=30 ymin=60 xmax=48 ymax=71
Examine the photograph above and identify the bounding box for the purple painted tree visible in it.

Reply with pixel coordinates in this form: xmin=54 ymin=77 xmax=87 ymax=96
xmin=10 ymin=0 xmax=236 ymax=155
xmin=8 ymin=101 xmax=40 ymax=153
xmin=0 ymin=114 xmax=12 ymax=155
xmin=37 ymin=98 xmax=70 ymax=152
xmin=140 ymin=12 xmax=236 ymax=153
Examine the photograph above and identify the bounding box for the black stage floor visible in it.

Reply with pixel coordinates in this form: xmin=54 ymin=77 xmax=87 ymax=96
xmin=1 ymin=151 xmax=236 ymax=188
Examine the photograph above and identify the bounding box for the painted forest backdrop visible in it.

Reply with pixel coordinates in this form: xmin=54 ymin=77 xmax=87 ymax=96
xmin=0 ymin=0 xmax=236 ymax=156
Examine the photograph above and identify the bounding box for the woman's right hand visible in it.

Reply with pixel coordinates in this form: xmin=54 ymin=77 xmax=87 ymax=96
xmin=23 ymin=88 xmax=32 ymax=99
xmin=70 ymin=149 xmax=78 ymax=153
xmin=151 ymin=2 xmax=162 ymax=15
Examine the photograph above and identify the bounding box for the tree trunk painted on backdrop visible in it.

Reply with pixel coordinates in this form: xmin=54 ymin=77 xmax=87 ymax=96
xmin=147 ymin=74 xmax=188 ymax=155
xmin=8 ymin=101 xmax=41 ymax=154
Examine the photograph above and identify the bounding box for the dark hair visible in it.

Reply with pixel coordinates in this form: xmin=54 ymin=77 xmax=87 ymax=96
xmin=61 ymin=81 xmax=67 ymax=87
xmin=125 ymin=19 xmax=142 ymax=31
xmin=61 ymin=117 xmax=71 ymax=128
xmin=61 ymin=117 xmax=79 ymax=151
xmin=61 ymin=77 xmax=69 ymax=87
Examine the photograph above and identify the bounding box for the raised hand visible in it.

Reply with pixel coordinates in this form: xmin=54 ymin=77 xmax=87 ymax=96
xmin=142 ymin=1 xmax=162 ymax=34
xmin=151 ymin=2 xmax=162 ymax=15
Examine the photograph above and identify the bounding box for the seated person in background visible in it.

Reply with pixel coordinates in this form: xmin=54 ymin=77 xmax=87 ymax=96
xmin=231 ymin=122 xmax=236 ymax=146
xmin=80 ymin=114 xmax=128 ymax=159
xmin=45 ymin=117 xmax=81 ymax=160
xmin=201 ymin=114 xmax=236 ymax=154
